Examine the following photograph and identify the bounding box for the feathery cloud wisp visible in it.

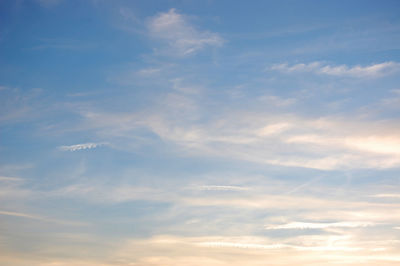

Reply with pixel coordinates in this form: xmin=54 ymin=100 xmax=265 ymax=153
xmin=196 ymin=185 xmax=249 ymax=191
xmin=265 ymin=221 xmax=374 ymax=230
xmin=0 ymin=176 xmax=23 ymax=182
xmin=271 ymin=61 xmax=400 ymax=78
xmin=147 ymin=9 xmax=224 ymax=56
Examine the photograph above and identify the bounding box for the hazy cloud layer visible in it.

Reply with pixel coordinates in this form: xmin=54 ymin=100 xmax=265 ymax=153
xmin=79 ymin=105 xmax=400 ymax=170
xmin=1 ymin=2 xmax=400 ymax=266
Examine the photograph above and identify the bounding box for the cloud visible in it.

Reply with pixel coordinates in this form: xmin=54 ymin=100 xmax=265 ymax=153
xmin=119 ymin=7 xmax=140 ymax=24
xmin=371 ymin=194 xmax=400 ymax=199
xmin=256 ymin=122 xmax=291 ymax=136
xmin=58 ymin=142 xmax=103 ymax=151
xmin=197 ymin=241 xmax=286 ymax=249
xmin=79 ymin=104 xmax=400 ymax=170
xmin=0 ymin=210 xmax=87 ymax=226
xmin=74 ymin=68 xmax=400 ymax=172
xmin=258 ymin=95 xmax=297 ymax=107
xmin=270 ymin=61 xmax=400 ymax=78
xmin=147 ymin=9 xmax=224 ymax=56
xmin=149 ymin=114 xmax=400 ymax=170
xmin=0 ymin=176 xmax=23 ymax=182
xmin=136 ymin=68 xmax=162 ymax=76
xmin=194 ymin=185 xmax=249 ymax=191
xmin=0 ymin=87 xmax=43 ymax=124
xmin=286 ymin=134 xmax=400 ymax=156
xmin=112 ymin=234 xmax=399 ymax=266
xmin=2 ymin=175 xmax=399 ymax=265
xmin=265 ymin=221 xmax=374 ymax=230
xmin=72 ymin=68 xmax=400 ymax=171
xmin=52 ymin=183 xmax=169 ymax=204
xmin=182 ymin=194 xmax=375 ymax=211
xmin=0 ymin=210 xmax=42 ymax=220
xmin=197 ymin=239 xmax=363 ymax=252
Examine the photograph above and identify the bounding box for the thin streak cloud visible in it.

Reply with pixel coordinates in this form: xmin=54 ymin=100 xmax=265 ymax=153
xmin=195 ymin=185 xmax=249 ymax=191
xmin=265 ymin=221 xmax=374 ymax=230
xmin=2 ymin=2 xmax=400 ymax=265
xmin=0 ymin=210 xmax=87 ymax=226
xmin=0 ymin=210 xmax=42 ymax=220
xmin=371 ymin=194 xmax=400 ymax=198
xmin=0 ymin=176 xmax=23 ymax=182
xmin=197 ymin=241 xmax=286 ymax=249
xmin=270 ymin=61 xmax=400 ymax=78
xmin=58 ymin=142 xmax=104 ymax=151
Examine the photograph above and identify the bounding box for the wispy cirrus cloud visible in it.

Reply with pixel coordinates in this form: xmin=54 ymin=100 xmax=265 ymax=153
xmin=0 ymin=210 xmax=87 ymax=226
xmin=147 ymin=8 xmax=224 ymax=56
xmin=0 ymin=176 xmax=23 ymax=182
xmin=0 ymin=86 xmax=43 ymax=124
xmin=112 ymin=234 xmax=399 ymax=266
xmin=71 ymin=68 xmax=400 ymax=171
xmin=270 ymin=61 xmax=400 ymax=78
xmin=371 ymin=194 xmax=400 ymax=199
xmin=265 ymin=221 xmax=374 ymax=230
xmin=80 ymin=105 xmax=400 ymax=170
xmin=0 ymin=210 xmax=42 ymax=220
xmin=195 ymin=185 xmax=249 ymax=191
xmin=52 ymin=183 xmax=165 ymax=204
xmin=58 ymin=142 xmax=104 ymax=152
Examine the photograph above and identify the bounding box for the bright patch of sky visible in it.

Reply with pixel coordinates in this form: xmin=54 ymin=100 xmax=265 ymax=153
xmin=1 ymin=0 xmax=400 ymax=265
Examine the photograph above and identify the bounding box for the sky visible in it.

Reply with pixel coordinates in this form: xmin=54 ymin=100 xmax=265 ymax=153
xmin=1 ymin=0 xmax=400 ymax=265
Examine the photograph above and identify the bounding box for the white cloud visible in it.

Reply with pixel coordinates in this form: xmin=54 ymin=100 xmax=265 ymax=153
xmin=0 ymin=210 xmax=42 ymax=220
xmin=3 ymin=176 xmax=399 ymax=265
xmin=271 ymin=61 xmax=400 ymax=78
xmin=256 ymin=122 xmax=291 ymax=136
xmin=52 ymin=183 xmax=169 ymax=204
xmin=0 ymin=210 xmax=87 ymax=226
xmin=147 ymin=9 xmax=224 ymax=56
xmin=58 ymin=142 xmax=103 ymax=151
xmin=197 ymin=241 xmax=286 ymax=249
xmin=258 ymin=95 xmax=297 ymax=107
xmin=195 ymin=185 xmax=249 ymax=191
xmin=80 ymin=105 xmax=400 ymax=170
xmin=112 ymin=234 xmax=400 ymax=266
xmin=265 ymin=221 xmax=374 ymax=230
xmin=74 ymin=71 xmax=400 ymax=171
xmin=199 ymin=239 xmax=363 ymax=252
xmin=286 ymin=134 xmax=400 ymax=156
xmin=136 ymin=67 xmax=161 ymax=76
xmin=0 ymin=176 xmax=23 ymax=182
xmin=0 ymin=87 xmax=43 ymax=123
xmin=371 ymin=194 xmax=400 ymax=198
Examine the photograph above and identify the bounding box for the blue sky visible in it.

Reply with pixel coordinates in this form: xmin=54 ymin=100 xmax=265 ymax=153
xmin=1 ymin=0 xmax=400 ymax=265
